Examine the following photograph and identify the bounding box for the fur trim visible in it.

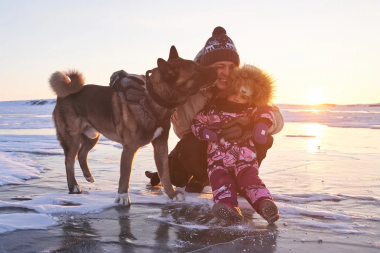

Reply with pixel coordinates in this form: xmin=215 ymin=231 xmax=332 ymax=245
xmin=49 ymin=70 xmax=85 ymax=98
xmin=228 ymin=64 xmax=275 ymax=107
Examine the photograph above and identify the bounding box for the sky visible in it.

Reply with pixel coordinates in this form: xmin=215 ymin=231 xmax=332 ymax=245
xmin=0 ymin=0 xmax=379 ymax=105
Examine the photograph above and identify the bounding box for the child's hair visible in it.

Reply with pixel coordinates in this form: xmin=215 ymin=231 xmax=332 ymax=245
xmin=227 ymin=64 xmax=275 ymax=107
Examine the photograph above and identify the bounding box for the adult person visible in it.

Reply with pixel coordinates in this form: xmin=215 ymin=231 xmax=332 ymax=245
xmin=145 ymin=26 xmax=284 ymax=193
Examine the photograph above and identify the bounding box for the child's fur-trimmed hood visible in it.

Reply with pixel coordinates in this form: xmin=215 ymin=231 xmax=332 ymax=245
xmin=228 ymin=64 xmax=275 ymax=107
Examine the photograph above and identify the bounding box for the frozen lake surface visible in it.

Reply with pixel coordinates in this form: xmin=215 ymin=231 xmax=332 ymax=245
xmin=0 ymin=100 xmax=379 ymax=252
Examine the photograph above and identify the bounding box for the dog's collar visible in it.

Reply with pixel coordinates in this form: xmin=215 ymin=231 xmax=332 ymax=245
xmin=145 ymin=70 xmax=178 ymax=109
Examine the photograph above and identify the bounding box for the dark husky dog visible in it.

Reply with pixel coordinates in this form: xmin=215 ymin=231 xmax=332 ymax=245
xmin=49 ymin=46 xmax=217 ymax=205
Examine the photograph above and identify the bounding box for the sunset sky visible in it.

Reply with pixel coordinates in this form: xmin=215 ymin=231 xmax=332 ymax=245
xmin=0 ymin=0 xmax=379 ymax=105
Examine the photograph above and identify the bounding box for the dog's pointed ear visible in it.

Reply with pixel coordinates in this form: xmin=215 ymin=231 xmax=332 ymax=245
xmin=157 ymin=58 xmax=176 ymax=82
xmin=168 ymin=46 xmax=179 ymax=60
xmin=157 ymin=58 xmax=173 ymax=73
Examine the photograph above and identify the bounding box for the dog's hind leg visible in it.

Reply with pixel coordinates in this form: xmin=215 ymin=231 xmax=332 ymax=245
xmin=63 ymin=134 xmax=82 ymax=194
xmin=53 ymin=109 xmax=83 ymax=194
xmin=78 ymin=133 xmax=100 ymax=183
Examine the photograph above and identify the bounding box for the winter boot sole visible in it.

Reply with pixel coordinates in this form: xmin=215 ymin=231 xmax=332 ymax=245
xmin=259 ymin=199 xmax=279 ymax=224
xmin=212 ymin=203 xmax=244 ymax=224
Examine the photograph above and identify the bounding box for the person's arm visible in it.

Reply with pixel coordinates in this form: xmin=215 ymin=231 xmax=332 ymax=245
xmin=191 ymin=111 xmax=219 ymax=142
xmin=269 ymin=105 xmax=284 ymax=135
xmin=171 ymin=92 xmax=209 ymax=139
xmin=220 ymin=105 xmax=284 ymax=142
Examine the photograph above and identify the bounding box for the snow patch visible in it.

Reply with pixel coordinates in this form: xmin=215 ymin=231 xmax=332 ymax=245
xmin=0 ymin=213 xmax=58 ymax=234
xmin=0 ymin=152 xmax=51 ymax=186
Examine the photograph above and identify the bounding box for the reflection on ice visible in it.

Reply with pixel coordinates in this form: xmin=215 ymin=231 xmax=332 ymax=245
xmin=305 ymin=123 xmax=323 ymax=152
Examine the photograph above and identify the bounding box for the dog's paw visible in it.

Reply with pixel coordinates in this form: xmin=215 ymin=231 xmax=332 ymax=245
xmin=172 ymin=192 xmax=185 ymax=202
xmin=85 ymin=175 xmax=95 ymax=183
xmin=114 ymin=193 xmax=131 ymax=206
xmin=69 ymin=185 xmax=82 ymax=194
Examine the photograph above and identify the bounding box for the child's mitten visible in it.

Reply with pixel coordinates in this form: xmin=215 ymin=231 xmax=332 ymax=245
xmin=253 ymin=119 xmax=271 ymax=144
xmin=253 ymin=107 xmax=274 ymax=144
xmin=201 ymin=126 xmax=220 ymax=142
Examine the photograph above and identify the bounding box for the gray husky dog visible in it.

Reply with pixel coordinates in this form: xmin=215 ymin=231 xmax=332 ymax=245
xmin=49 ymin=46 xmax=217 ymax=205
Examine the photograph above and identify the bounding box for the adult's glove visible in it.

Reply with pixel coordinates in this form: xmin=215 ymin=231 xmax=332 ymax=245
xmin=110 ymin=70 xmax=145 ymax=104
xmin=201 ymin=126 xmax=220 ymax=142
xmin=110 ymin=70 xmax=128 ymax=83
xmin=220 ymin=116 xmax=254 ymax=142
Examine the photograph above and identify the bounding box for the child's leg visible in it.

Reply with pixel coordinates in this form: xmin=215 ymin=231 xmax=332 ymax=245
xmin=208 ymin=161 xmax=243 ymax=223
xmin=235 ymin=160 xmax=279 ymax=223
xmin=208 ymin=163 xmax=238 ymax=207
xmin=235 ymin=163 xmax=272 ymax=209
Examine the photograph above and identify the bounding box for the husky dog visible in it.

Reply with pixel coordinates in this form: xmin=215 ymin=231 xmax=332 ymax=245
xmin=49 ymin=46 xmax=217 ymax=205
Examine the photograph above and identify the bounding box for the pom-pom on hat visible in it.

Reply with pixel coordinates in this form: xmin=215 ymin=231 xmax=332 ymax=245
xmin=200 ymin=26 xmax=240 ymax=67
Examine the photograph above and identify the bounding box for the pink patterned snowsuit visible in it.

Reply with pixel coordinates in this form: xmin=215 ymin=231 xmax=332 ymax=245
xmin=191 ymin=103 xmax=274 ymax=211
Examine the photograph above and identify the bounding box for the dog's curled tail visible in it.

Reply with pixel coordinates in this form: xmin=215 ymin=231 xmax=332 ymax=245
xmin=49 ymin=70 xmax=85 ymax=98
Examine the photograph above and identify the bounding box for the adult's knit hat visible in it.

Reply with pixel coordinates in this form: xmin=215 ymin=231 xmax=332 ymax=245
xmin=200 ymin=26 xmax=240 ymax=67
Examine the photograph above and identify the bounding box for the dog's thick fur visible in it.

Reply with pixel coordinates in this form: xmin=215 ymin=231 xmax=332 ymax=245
xmin=49 ymin=46 xmax=217 ymax=205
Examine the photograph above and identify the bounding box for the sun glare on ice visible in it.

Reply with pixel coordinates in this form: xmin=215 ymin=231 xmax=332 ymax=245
xmin=306 ymin=123 xmax=323 ymax=152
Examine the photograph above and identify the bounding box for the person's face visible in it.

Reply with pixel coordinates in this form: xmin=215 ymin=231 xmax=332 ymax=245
xmin=209 ymin=61 xmax=237 ymax=90
xmin=227 ymin=92 xmax=250 ymax=104
xmin=226 ymin=85 xmax=252 ymax=104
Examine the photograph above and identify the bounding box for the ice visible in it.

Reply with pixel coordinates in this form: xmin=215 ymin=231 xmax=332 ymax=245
xmin=152 ymin=217 xmax=209 ymax=230
xmin=1 ymin=100 xmax=380 ymax=130
xmin=278 ymin=203 xmax=353 ymax=221
xmin=0 ymin=99 xmax=379 ymax=238
xmin=0 ymin=213 xmax=58 ymax=234
xmin=272 ymin=193 xmax=346 ymax=203
xmin=278 ymin=104 xmax=380 ymax=129
xmin=0 ymin=152 xmax=50 ymax=186
xmin=0 ymin=189 xmax=213 ymax=214
xmin=288 ymin=220 xmax=363 ymax=233
xmin=0 ymin=100 xmax=55 ymax=130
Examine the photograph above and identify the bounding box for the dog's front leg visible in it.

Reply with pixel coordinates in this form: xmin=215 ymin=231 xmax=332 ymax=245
xmin=152 ymin=137 xmax=184 ymax=202
xmin=115 ymin=146 xmax=137 ymax=206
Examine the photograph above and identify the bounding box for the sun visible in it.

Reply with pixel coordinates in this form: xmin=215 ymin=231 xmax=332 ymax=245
xmin=307 ymin=89 xmax=323 ymax=105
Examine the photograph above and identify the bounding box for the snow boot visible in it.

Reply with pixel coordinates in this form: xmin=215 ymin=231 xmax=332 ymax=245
xmin=212 ymin=202 xmax=244 ymax=224
xmin=258 ymin=199 xmax=279 ymax=224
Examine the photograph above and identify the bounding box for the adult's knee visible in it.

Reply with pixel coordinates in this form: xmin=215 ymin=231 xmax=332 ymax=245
xmin=178 ymin=134 xmax=207 ymax=162
xmin=168 ymin=147 xmax=190 ymax=187
xmin=180 ymin=134 xmax=206 ymax=153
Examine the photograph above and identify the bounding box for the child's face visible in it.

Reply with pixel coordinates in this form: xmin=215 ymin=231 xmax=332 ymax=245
xmin=227 ymin=86 xmax=252 ymax=104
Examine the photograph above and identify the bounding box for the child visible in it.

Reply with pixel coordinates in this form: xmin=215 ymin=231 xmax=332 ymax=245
xmin=191 ymin=64 xmax=279 ymax=224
